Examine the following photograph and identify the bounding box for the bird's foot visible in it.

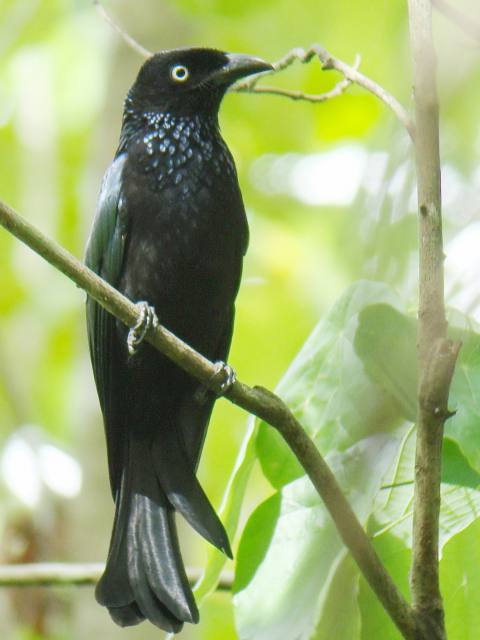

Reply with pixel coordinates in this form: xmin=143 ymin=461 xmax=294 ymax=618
xmin=127 ymin=301 xmax=159 ymax=355
xmin=193 ymin=361 xmax=236 ymax=403
xmin=210 ymin=361 xmax=236 ymax=396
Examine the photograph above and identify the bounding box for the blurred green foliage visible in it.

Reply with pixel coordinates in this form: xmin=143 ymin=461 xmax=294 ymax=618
xmin=0 ymin=0 xmax=480 ymax=639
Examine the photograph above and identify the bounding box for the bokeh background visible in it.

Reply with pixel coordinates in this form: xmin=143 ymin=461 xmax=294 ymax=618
xmin=0 ymin=0 xmax=479 ymax=638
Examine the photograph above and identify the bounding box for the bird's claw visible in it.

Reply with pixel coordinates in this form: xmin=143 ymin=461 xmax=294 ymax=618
xmin=127 ymin=301 xmax=159 ymax=355
xmin=210 ymin=361 xmax=236 ymax=396
xmin=195 ymin=361 xmax=236 ymax=402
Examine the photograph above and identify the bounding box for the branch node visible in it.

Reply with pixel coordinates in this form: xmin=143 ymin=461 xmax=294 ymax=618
xmin=419 ymin=338 xmax=461 ymax=415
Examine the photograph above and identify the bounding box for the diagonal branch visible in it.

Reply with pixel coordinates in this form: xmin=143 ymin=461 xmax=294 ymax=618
xmin=0 ymin=197 xmax=429 ymax=639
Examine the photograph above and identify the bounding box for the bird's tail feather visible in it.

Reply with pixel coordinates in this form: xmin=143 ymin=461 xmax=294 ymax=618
xmin=95 ymin=437 xmax=198 ymax=632
xmin=152 ymin=427 xmax=232 ymax=558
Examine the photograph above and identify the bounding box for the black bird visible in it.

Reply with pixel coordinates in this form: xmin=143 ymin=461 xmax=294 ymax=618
xmin=85 ymin=48 xmax=271 ymax=632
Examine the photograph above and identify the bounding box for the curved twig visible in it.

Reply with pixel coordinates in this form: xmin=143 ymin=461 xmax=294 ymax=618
xmin=232 ymin=45 xmax=415 ymax=140
xmin=234 ymin=54 xmax=358 ymax=104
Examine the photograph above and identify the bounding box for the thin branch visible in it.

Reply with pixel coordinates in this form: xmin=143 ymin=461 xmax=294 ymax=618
xmin=0 ymin=198 xmax=428 ymax=640
xmin=0 ymin=563 xmax=233 ymax=591
xmin=234 ymin=54 xmax=359 ymax=103
xmin=432 ymin=0 xmax=480 ymax=44
xmin=408 ymin=1 xmax=460 ymax=638
xmin=232 ymin=45 xmax=415 ymax=140
xmin=93 ymin=0 xmax=152 ymax=58
xmin=234 ymin=76 xmax=353 ymax=103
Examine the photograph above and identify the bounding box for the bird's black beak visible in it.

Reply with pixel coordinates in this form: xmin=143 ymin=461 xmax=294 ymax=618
xmin=212 ymin=53 xmax=273 ymax=86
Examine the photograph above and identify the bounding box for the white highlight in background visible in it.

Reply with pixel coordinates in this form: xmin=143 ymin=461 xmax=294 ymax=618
xmin=0 ymin=426 xmax=82 ymax=508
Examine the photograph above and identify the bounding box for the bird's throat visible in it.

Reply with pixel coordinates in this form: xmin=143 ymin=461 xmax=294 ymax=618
xmin=119 ymin=106 xmax=236 ymax=193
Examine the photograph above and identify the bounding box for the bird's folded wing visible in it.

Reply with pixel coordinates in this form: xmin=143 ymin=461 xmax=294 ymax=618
xmin=85 ymin=154 xmax=128 ymax=495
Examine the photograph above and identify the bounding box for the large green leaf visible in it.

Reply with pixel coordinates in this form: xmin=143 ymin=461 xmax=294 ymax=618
xmin=355 ymin=302 xmax=480 ymax=484
xmin=256 ymin=281 xmax=404 ymax=489
xmin=234 ymin=435 xmax=399 ymax=640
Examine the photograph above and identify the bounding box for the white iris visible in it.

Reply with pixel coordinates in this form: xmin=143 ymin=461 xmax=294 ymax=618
xmin=171 ymin=65 xmax=189 ymax=82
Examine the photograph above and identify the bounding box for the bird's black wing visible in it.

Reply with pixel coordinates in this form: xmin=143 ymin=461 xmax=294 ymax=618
xmin=85 ymin=154 xmax=128 ymax=495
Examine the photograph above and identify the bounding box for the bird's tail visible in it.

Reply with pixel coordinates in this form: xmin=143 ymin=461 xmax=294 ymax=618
xmin=95 ymin=432 xmax=231 ymax=633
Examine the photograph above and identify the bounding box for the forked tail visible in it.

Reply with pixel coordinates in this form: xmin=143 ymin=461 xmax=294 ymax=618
xmin=96 ymin=432 xmax=230 ymax=632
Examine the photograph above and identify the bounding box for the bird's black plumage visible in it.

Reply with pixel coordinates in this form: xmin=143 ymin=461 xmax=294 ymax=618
xmin=85 ymin=48 xmax=271 ymax=632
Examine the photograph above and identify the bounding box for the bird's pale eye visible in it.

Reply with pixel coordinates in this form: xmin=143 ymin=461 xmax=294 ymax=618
xmin=170 ymin=65 xmax=189 ymax=82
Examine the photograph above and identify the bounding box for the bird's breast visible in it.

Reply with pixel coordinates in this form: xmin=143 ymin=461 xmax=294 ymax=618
xmin=119 ymin=128 xmax=246 ymax=325
xmin=129 ymin=113 xmax=237 ymax=191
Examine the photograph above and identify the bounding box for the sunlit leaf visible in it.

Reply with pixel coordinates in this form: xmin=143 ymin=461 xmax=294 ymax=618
xmin=234 ymin=435 xmax=399 ymax=640
xmin=355 ymin=302 xmax=480 ymax=482
xmin=374 ymin=426 xmax=480 ymax=550
xmin=195 ymin=418 xmax=259 ymax=605
xmin=309 ymin=555 xmax=361 ymax=640
xmin=354 ymin=303 xmax=417 ymax=421
xmin=446 ymin=326 xmax=480 ymax=474
xmin=359 ymin=519 xmax=480 ymax=640
xmin=358 ymin=531 xmax=409 ymax=640
xmin=441 ymin=519 xmax=480 ymax=640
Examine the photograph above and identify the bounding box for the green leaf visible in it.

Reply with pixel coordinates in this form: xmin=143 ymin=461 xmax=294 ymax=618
xmin=233 ymin=492 xmax=281 ymax=596
xmin=256 ymin=281 xmax=404 ymax=489
xmin=358 ymin=531 xmax=409 ymax=640
xmin=355 ymin=302 xmax=480 ymax=485
xmin=234 ymin=435 xmax=399 ymax=640
xmin=441 ymin=519 xmax=480 ymax=640
xmin=194 ymin=417 xmax=259 ymax=605
xmin=310 ymin=555 xmax=361 ymax=640
xmin=373 ymin=425 xmax=480 ymax=550
xmin=354 ymin=303 xmax=417 ymax=421
xmin=442 ymin=438 xmax=480 ymax=489
xmin=446 ymin=326 xmax=480 ymax=474
xmin=360 ymin=519 xmax=480 ymax=640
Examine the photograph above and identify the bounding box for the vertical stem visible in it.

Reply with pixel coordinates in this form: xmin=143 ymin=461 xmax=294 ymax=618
xmin=408 ymin=1 xmax=457 ymax=638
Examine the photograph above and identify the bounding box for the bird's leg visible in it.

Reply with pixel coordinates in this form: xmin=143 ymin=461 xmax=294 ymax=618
xmin=127 ymin=301 xmax=159 ymax=355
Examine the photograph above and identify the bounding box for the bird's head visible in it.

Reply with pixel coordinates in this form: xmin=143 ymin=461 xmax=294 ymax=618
xmin=127 ymin=48 xmax=272 ymax=117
